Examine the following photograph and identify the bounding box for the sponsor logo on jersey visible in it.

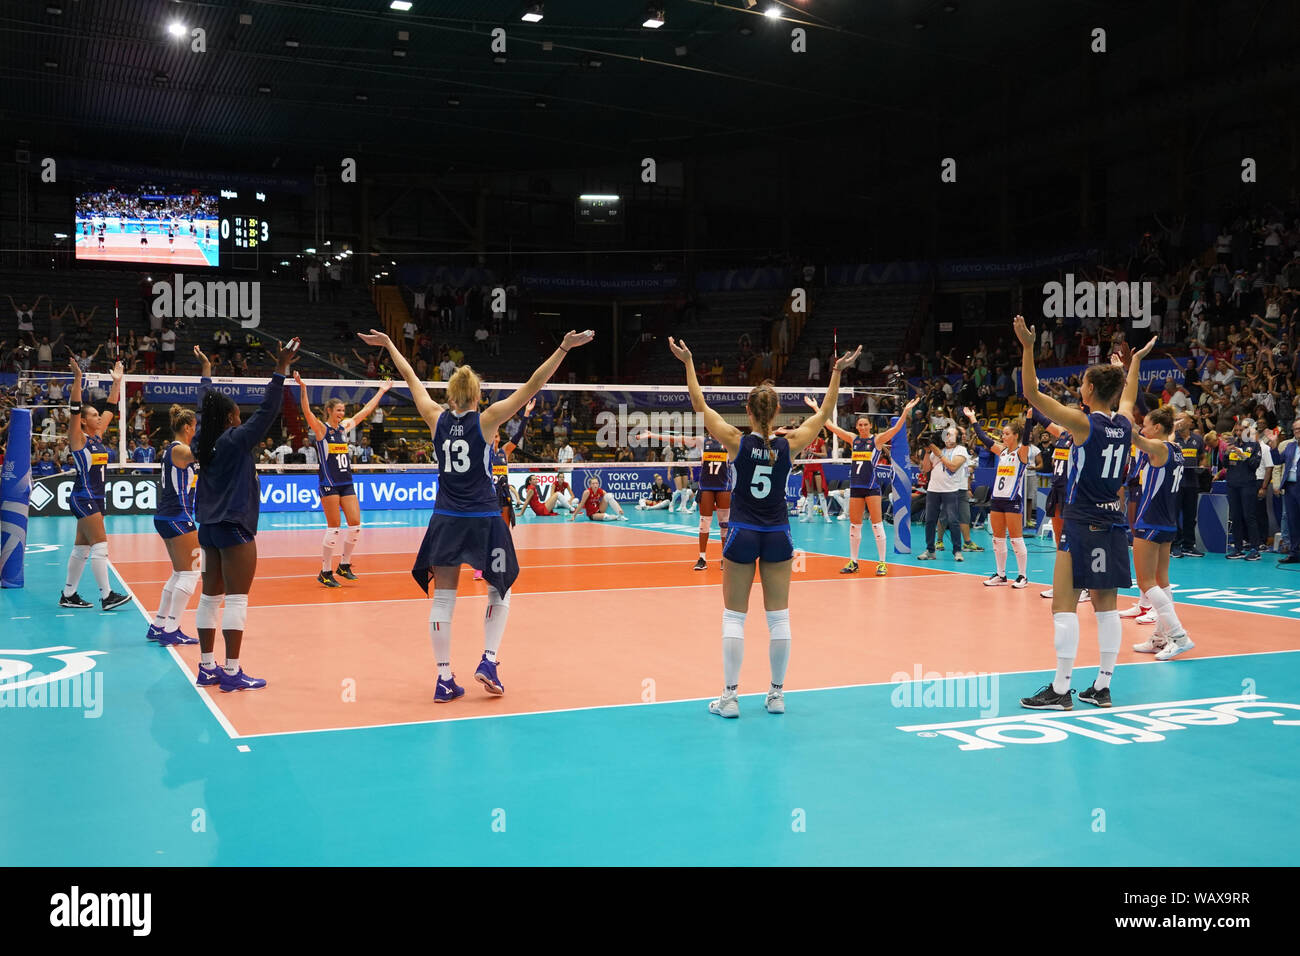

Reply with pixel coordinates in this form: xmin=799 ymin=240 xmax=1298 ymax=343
xmin=326 ymin=443 xmax=349 ymax=455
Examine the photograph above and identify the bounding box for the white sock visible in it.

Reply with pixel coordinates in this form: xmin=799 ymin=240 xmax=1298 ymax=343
xmin=429 ymin=589 xmax=456 ymax=680
xmin=1095 ymin=610 xmax=1121 ymax=690
xmin=1145 ymin=586 xmax=1185 ymax=641
xmin=1010 ymin=536 xmax=1027 ymax=577
xmin=722 ymin=608 xmax=746 ymax=692
xmin=223 ymin=657 xmax=240 ymax=675
xmin=166 ymin=570 xmax=199 ymax=632
xmin=89 ymin=541 xmax=111 ymax=599
xmin=872 ymin=521 xmax=887 ymax=562
xmin=322 ymin=527 xmax=342 ymax=572
xmin=153 ymin=571 xmax=179 ymax=628
xmin=1052 ymin=612 xmax=1079 ymax=694
xmin=341 ymin=525 xmax=361 ymax=563
xmin=766 ymin=609 xmax=791 ymax=687
xmin=484 ymin=587 xmax=510 ymax=661
xmin=63 ymin=544 xmax=90 ymax=596
xmin=200 ymin=652 xmax=215 ymax=668
xmin=992 ymin=537 xmax=1008 ymax=577
xmin=849 ymin=523 xmax=862 ymax=563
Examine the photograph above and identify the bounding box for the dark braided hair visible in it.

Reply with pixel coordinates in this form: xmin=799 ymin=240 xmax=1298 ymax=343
xmin=196 ymin=390 xmax=237 ymax=468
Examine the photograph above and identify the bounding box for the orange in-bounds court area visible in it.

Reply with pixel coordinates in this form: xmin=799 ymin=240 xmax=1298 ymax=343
xmin=75 ymin=234 xmax=212 ymax=266
xmin=110 ymin=522 xmax=1300 ymax=737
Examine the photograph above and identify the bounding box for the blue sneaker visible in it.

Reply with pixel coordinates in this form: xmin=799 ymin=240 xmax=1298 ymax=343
xmin=196 ymin=663 xmax=224 ymax=686
xmin=146 ymin=624 xmax=165 ymax=643
xmin=475 ymin=655 xmax=504 ymax=695
xmin=1225 ymin=550 xmax=1246 ymax=560
xmin=219 ymin=668 xmax=267 ymax=693
xmin=157 ymin=628 xmax=199 ymax=646
xmin=1245 ymin=548 xmax=1261 ymax=561
xmin=434 ymin=674 xmax=465 ymax=703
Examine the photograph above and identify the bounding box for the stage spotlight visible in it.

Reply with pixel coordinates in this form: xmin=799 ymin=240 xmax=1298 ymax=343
xmin=167 ymin=22 xmax=186 ymax=38
xmin=521 ymin=3 xmax=544 ymax=22
xmin=643 ymin=5 xmax=664 ymax=28
xmin=763 ymin=6 xmax=781 ymax=18
xmin=390 ymin=1 xmax=413 ymax=10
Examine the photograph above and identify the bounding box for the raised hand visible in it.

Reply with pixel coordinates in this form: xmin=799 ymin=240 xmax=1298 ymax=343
xmin=834 ymin=346 xmax=863 ymax=372
xmin=292 ymin=370 xmax=306 ymax=389
xmin=357 ymin=329 xmax=392 ymax=349
xmin=1133 ymin=336 xmax=1158 ymax=360
xmin=274 ymin=337 xmax=302 ymax=374
xmin=804 ymin=395 xmax=819 ymax=412
xmin=561 ymin=330 xmax=595 ymax=351
xmin=524 ymin=397 xmax=537 ymax=416
xmin=1012 ymin=315 xmax=1036 ymax=349
xmin=378 ymin=378 xmax=393 ymax=393
xmin=962 ymin=406 xmax=976 ymax=422
xmin=110 ymin=360 xmax=124 ymax=382
xmin=667 ymin=337 xmax=693 ymax=365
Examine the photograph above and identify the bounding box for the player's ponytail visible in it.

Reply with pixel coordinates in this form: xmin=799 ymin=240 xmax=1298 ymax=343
xmin=169 ymin=403 xmax=195 ymax=435
xmin=196 ymin=390 xmax=236 ymax=468
xmin=447 ymin=365 xmax=481 ymax=413
xmin=747 ymin=380 xmax=780 ymax=464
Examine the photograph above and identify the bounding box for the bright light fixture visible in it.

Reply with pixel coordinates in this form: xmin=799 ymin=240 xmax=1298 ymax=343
xmin=390 ymin=1 xmax=413 ymax=10
xmin=167 ymin=22 xmax=186 ymax=37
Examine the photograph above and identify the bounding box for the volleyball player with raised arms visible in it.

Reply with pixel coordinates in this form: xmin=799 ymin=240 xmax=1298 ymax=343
xmin=146 ymin=348 xmax=208 ymax=644
xmin=1031 ymin=409 xmax=1076 ymax=600
xmin=59 ymin=357 xmax=131 ymax=611
xmin=670 ymin=336 xmax=860 ymax=719
xmin=1123 ymin=404 xmax=1194 ymax=660
xmin=358 ymin=326 xmax=594 ymax=702
xmin=637 ymin=430 xmax=733 ymax=569
xmin=964 ymin=408 xmax=1038 ymax=588
xmin=1016 ymin=316 xmax=1153 ymax=710
xmin=194 ymin=338 xmax=302 ymax=692
xmin=293 ymin=372 xmax=391 ymax=587
xmin=814 ymin=395 xmax=919 ymax=576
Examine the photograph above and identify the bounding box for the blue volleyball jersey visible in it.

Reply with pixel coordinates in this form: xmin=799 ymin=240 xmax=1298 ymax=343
xmin=71 ymin=435 xmax=108 ymax=500
xmin=1135 ymin=441 xmax=1182 ymax=531
xmin=1177 ymin=434 xmax=1204 ymax=472
xmin=132 ymin=445 xmax=156 ymax=464
xmin=728 ymin=433 xmax=791 ymax=530
xmin=316 ymin=424 xmax=352 ymax=486
xmin=991 ymin=446 xmax=1031 ymax=503
xmin=491 ymin=446 xmax=511 ymax=504
xmin=850 ymin=436 xmax=883 ymax=489
xmin=1064 ymin=411 xmax=1131 ymax=526
xmin=433 ymin=409 xmax=498 ymax=516
xmin=157 ymin=442 xmax=197 ymax=521
xmin=699 ymin=436 xmax=730 ymax=491
xmin=1049 ymin=432 xmax=1072 ymax=488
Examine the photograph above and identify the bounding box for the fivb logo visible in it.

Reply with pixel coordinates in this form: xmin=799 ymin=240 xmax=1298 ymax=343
xmin=152 ymin=273 xmax=260 ymax=328
xmin=1042 ymin=274 xmax=1152 ymax=329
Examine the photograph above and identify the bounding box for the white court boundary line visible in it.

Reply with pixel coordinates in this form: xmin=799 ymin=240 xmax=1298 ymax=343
xmin=105 ymin=555 xmax=240 ymax=740
xmin=232 ymin=647 xmax=1300 ymax=741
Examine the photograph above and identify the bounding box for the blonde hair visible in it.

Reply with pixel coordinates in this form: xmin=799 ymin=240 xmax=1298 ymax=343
xmin=321 ymin=397 xmax=345 ymax=419
xmin=447 ymin=365 xmax=481 ymax=412
xmin=747 ymin=380 xmax=780 ymax=463
xmin=169 ymin=403 xmax=196 ymax=434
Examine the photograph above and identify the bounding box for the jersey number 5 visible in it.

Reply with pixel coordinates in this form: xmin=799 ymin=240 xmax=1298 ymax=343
xmin=751 ymin=465 xmax=772 ymax=498
xmin=441 ymin=439 xmax=470 ymax=473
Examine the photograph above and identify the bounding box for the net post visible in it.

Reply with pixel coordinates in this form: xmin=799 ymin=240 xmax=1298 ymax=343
xmin=118 ymin=374 xmax=128 ymax=464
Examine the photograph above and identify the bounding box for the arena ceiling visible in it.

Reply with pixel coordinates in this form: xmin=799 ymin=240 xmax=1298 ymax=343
xmin=0 ymin=0 xmax=1294 ymax=177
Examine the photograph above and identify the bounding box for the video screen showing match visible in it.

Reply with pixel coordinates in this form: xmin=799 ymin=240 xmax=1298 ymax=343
xmin=75 ymin=184 xmax=219 ymax=267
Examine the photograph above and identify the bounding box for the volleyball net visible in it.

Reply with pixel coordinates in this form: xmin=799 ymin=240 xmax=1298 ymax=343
xmin=12 ymin=370 xmax=909 ymax=506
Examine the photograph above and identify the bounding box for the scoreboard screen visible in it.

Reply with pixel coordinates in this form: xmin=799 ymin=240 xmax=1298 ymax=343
xmin=575 ymin=194 xmax=623 ymax=241
xmin=219 ymin=189 xmax=270 ymax=269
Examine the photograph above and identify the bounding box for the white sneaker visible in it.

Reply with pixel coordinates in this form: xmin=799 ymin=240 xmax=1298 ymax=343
xmin=984 ymin=573 xmax=1007 ymax=587
xmin=1135 ymin=610 xmax=1158 ymax=625
xmin=1012 ymin=575 xmax=1028 ymax=589
xmin=916 ymin=550 xmax=936 ymax=560
xmin=1040 ymin=587 xmax=1054 ymax=599
xmin=954 ymin=552 xmax=964 ymax=562
xmin=1118 ymin=604 xmax=1150 ymax=619
xmin=1132 ymin=637 xmax=1168 ymax=653
xmin=765 ymin=689 xmax=785 ymax=714
xmin=1155 ymin=636 xmax=1194 ymax=661
xmin=709 ymin=691 xmax=739 ymax=718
